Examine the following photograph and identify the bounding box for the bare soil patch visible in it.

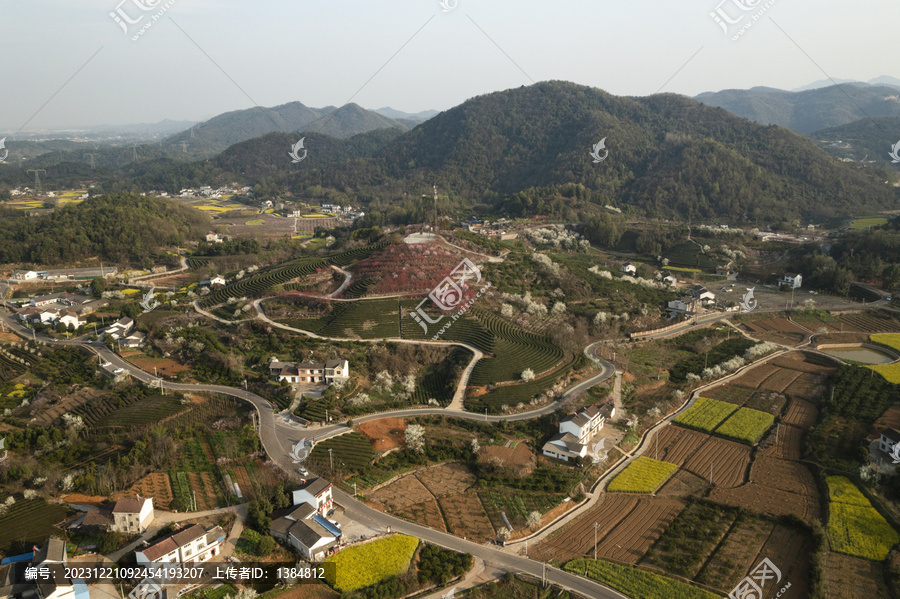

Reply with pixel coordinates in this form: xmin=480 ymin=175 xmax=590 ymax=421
xmin=128 ymin=472 xmax=173 ymax=509
xmin=656 ymin=470 xmax=709 ymax=498
xmin=416 ymin=462 xmax=475 ymax=497
xmin=758 ymin=369 xmax=802 ymax=393
xmin=358 ymin=417 xmax=406 ymax=451
xmin=438 ymin=492 xmax=495 ymax=542
xmin=129 ymin=355 xmax=190 ymax=377
xmin=759 ymin=424 xmax=802 ymax=460
xmin=594 ymin=498 xmax=684 ymax=564
xmin=682 ymin=436 xmax=752 ymax=489
xmin=395 ymin=499 xmax=448 ymax=533
xmin=825 ymin=552 xmax=892 ymax=598
xmin=532 ymin=493 xmax=640 ymax=561
xmin=370 ymin=475 xmax=434 ymax=511
xmin=698 ymin=516 xmax=774 ymax=592
xmin=782 ymin=398 xmax=818 ymax=429
xmin=477 ymin=443 xmax=536 ymax=477
xmin=709 ymin=483 xmax=819 ymax=523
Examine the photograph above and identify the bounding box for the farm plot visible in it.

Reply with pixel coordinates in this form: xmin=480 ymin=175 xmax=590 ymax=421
xmin=395 ymin=499 xmax=448 ymax=533
xmin=438 ymin=492 xmax=496 ymax=542
xmin=782 ymin=398 xmax=818 ymax=429
xmin=714 ymin=407 xmax=774 ymax=444
xmin=128 ymin=473 xmax=174 ymax=509
xmin=840 ymin=314 xmax=900 ymax=333
xmin=304 ymin=299 xmax=400 ymax=339
xmin=759 ymin=424 xmax=803 ymax=460
xmin=93 ymin=395 xmax=188 ymax=429
xmin=593 ymin=497 xmax=685 ymax=564
xmin=783 ymin=372 xmax=827 ymax=400
xmin=758 ymin=368 xmax=802 ymax=393
xmin=682 ymin=436 xmax=752 ymax=488
xmin=656 ymin=470 xmax=709 ymax=498
xmin=531 ymin=494 xmax=640 ymax=562
xmin=710 ymin=482 xmax=820 ymax=523
xmin=416 ymin=462 xmax=475 ymax=497
xmin=825 ymin=552 xmax=892 ymax=598
xmin=652 ymin=425 xmax=711 ymax=466
xmin=826 ymin=476 xmax=899 ymax=560
xmin=742 ymin=391 xmax=787 ymax=415
xmin=751 ymin=456 xmax=817 ymax=497
xmin=771 ymin=352 xmax=837 ymax=374
xmin=873 ymin=404 xmax=900 ymax=432
xmin=751 ymin=524 xmax=811 ymax=599
xmin=702 ymin=384 xmax=756 ymax=407
xmin=673 ymin=397 xmax=738 ymax=433
xmin=369 ymin=475 xmax=434 ymax=511
xmin=696 ymin=515 xmax=774 ymax=591
xmin=0 ymin=496 xmax=69 ymax=556
xmin=308 ymin=432 xmax=376 ymax=475
xmin=729 ymin=363 xmax=782 ymax=389
xmin=565 ymin=559 xmax=722 ymax=599
xmin=479 ymin=491 xmax=564 ymax=532
xmin=607 ymin=457 xmax=678 ymax=493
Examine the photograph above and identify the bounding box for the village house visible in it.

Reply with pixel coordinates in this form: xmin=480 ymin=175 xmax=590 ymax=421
xmin=661 ymin=272 xmax=678 ymax=286
xmin=268 ymin=357 xmax=349 ymax=385
xmin=779 ymin=272 xmax=803 ymax=289
xmin=121 ymin=331 xmax=146 ymax=348
xmin=690 ymin=285 xmax=716 ymax=305
xmin=17 ymin=293 xmax=108 ymax=329
xmin=878 ymin=428 xmax=900 ymax=458
xmin=103 ymin=317 xmax=133 ymax=341
xmin=292 ymin=477 xmax=335 ymax=515
xmin=135 ymin=524 xmax=226 ymax=566
xmin=269 ymin=502 xmax=341 ymax=561
xmin=621 ymin=262 xmax=637 ymax=275
xmin=79 ymin=497 xmax=154 ymax=535
xmin=542 ymin=404 xmax=614 ymax=462
xmin=667 ymin=296 xmax=696 ymax=316
xmin=30 ymin=539 xmax=89 ymax=599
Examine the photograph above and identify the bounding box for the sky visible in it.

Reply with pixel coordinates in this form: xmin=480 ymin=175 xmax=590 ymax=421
xmin=1 ymin=0 xmax=898 ymax=131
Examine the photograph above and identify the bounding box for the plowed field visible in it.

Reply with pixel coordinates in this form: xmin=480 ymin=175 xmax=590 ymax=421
xmin=770 ymin=353 xmax=836 ymax=374
xmin=759 ymin=424 xmax=802 ymax=460
xmin=396 ymin=499 xmax=447 ymax=533
xmin=697 ymin=516 xmax=774 ymax=591
xmin=531 ymin=493 xmax=639 ymax=561
xmin=783 ymin=372 xmax=828 ymax=400
xmin=709 ymin=483 xmax=819 ymax=523
xmin=439 ymin=492 xmax=495 ymax=542
xmin=593 ymin=498 xmax=684 ymax=564
xmin=759 ymin=369 xmax=802 ymax=393
xmin=825 ymin=552 xmax=892 ymax=598
xmin=416 ymin=462 xmax=475 ymax=496
xmin=782 ymin=399 xmax=818 ymax=428
xmin=731 ymin=364 xmax=781 ymax=389
xmin=370 ymin=475 xmax=434 ymax=510
xmin=682 ymin=436 xmax=752 ymax=488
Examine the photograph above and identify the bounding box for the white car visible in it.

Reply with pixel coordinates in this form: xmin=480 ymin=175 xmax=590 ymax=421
xmin=298 ymin=467 xmax=309 ymax=476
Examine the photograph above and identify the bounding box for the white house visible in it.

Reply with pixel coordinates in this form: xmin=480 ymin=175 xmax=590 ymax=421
xmin=32 ymin=539 xmax=90 ymax=599
xmin=58 ymin=311 xmax=81 ymax=330
xmin=292 ymin=477 xmax=334 ymax=515
xmin=122 ymin=331 xmax=146 ymax=348
xmin=621 ymin=262 xmax=637 ymax=275
xmin=878 ymin=428 xmax=900 ymax=458
xmin=542 ymin=404 xmax=614 ymax=462
xmin=135 ymin=524 xmax=225 ymax=566
xmin=269 ymin=358 xmax=349 ymax=385
xmin=690 ymin=285 xmax=716 ymax=305
xmin=104 ymin=317 xmax=134 ymax=341
xmin=112 ymin=496 xmax=154 ymax=534
xmin=269 ymin=503 xmax=340 ymax=562
xmin=206 ymin=233 xmax=224 ymax=243
xmin=667 ymin=296 xmax=695 ymax=316
xmin=210 ymin=275 xmax=227 ymax=287
xmin=662 ymin=273 xmax=678 ymax=286
xmin=780 ymin=273 xmax=803 ymax=289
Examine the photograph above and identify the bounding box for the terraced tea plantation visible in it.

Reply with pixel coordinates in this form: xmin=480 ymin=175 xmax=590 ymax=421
xmin=285 ymin=299 xmax=401 ymax=339
xmin=0 ymin=495 xmax=69 ymax=555
xmin=308 ymin=432 xmax=376 ymax=475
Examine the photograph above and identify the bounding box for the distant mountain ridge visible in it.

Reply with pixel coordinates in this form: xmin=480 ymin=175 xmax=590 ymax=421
xmin=694 ymin=83 xmax=900 ymax=133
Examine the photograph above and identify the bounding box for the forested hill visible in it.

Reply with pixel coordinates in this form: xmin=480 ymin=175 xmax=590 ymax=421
xmin=0 ymin=194 xmax=207 ymax=266
xmin=277 ymin=81 xmax=895 ymax=222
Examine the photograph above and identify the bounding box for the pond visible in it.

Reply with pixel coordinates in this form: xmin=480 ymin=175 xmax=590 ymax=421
xmin=819 ymin=346 xmax=896 ymax=365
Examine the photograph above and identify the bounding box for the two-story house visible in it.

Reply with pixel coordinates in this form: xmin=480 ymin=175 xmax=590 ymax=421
xmin=542 ymin=404 xmax=615 ymax=462
xmin=667 ymin=296 xmax=696 ymax=316
xmin=268 ymin=358 xmax=349 ymax=385
xmin=878 ymin=428 xmax=900 ymax=459
xmin=292 ymin=477 xmax=334 ymax=515
xmin=135 ymin=524 xmax=225 ymax=566
xmin=690 ymin=285 xmax=716 ymax=305
xmin=112 ymin=496 xmax=154 ymax=534
xmin=269 ymin=503 xmax=341 ymax=562
xmin=779 ymin=273 xmax=803 ymax=289
xmin=621 ymin=262 xmax=637 ymax=275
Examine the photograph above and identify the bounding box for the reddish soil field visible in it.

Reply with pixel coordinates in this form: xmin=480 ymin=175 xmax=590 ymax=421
xmin=783 ymin=372 xmax=828 ymax=400
xmin=532 ymin=493 xmax=639 ymax=561
xmin=200 ymin=472 xmax=220 ymax=508
xmin=825 ymin=552 xmax=892 ymax=598
xmin=682 ymin=436 xmax=752 ymax=488
xmin=656 ymin=470 xmax=708 ymax=498
xmin=703 ymin=384 xmax=756 ymax=406
xmin=750 ymin=524 xmax=811 ymax=599
xmin=62 ymin=494 xmax=107 ymax=507
xmin=128 ymin=472 xmax=173 ymax=509
xmin=358 ymin=417 xmax=407 ymax=451
xmin=709 ymin=482 xmax=819 ymax=523
xmin=652 ymin=426 xmax=711 ymax=466
xmin=873 ymin=405 xmax=900 ymax=435
xmin=759 ymin=424 xmax=802 ymax=460
xmin=129 ymin=355 xmax=190 ymax=377
xmin=731 ymin=364 xmax=781 ymax=389
xmin=770 ymin=353 xmax=837 ymax=374
xmin=750 ymin=456 xmax=817 ymax=497
xmin=594 ymin=498 xmax=685 ymax=564
xmin=781 ymin=399 xmax=818 ymax=429
xmin=438 ymin=491 xmax=495 ymax=542
xmin=478 ymin=443 xmax=536 ymax=476
xmin=230 ymin=465 xmax=253 ymax=499
xmin=758 ymin=369 xmax=802 ymax=393
xmin=396 ymin=499 xmax=448 ymax=533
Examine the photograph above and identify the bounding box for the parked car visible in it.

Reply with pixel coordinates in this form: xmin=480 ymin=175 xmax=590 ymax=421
xmin=298 ymin=467 xmax=309 ymax=476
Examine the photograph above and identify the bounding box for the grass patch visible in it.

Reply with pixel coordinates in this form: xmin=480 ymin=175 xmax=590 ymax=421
xmin=850 ymin=217 xmax=888 ymax=229
xmin=245 ymin=219 xmax=265 ymax=225
xmin=826 ymin=476 xmax=899 ymax=560
xmin=564 ymin=559 xmax=722 ymax=599
xmin=323 ymin=534 xmax=418 ymax=592
xmin=607 ymin=457 xmax=678 ymax=494
xmin=714 ymin=407 xmax=775 ymax=444
xmin=673 ymin=397 xmax=739 ymax=433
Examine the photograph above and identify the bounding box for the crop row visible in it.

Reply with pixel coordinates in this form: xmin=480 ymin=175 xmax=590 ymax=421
xmin=607 ymin=457 xmax=679 ymax=493
xmin=309 ymin=432 xmax=376 ymax=473
xmin=465 ymin=353 xmax=585 ymax=413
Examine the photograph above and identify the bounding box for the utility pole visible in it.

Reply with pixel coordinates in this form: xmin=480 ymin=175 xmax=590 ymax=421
xmin=485 ymin=408 xmax=488 ymax=422
xmin=27 ymin=169 xmax=46 ymax=192
xmin=328 ymin=448 xmax=333 ymax=474
xmin=85 ymin=153 xmax=99 ymax=169
xmin=593 ymin=522 xmax=600 ymax=560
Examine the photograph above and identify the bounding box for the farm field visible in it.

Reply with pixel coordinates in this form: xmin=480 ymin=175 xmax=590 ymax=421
xmin=308 ymin=432 xmax=376 ymax=476
xmin=838 ymin=313 xmax=900 ymax=333
xmin=710 ymin=480 xmax=820 ymax=523
xmin=479 ymin=490 xmax=565 ymax=533
xmin=564 ymin=559 xmax=722 ymax=599
xmin=439 ymin=491 xmax=496 ymax=542
xmin=0 ymin=496 xmax=70 ymax=556
xmin=759 ymin=424 xmax=803 ymax=460
xmin=370 ymin=474 xmax=435 ymax=511
xmin=653 ymin=425 xmax=752 ymax=488
xmin=694 ymin=515 xmax=774 ymax=590
xmin=825 ymin=476 xmax=899 ymax=560
xmin=531 ymin=493 xmax=640 ymax=561
xmin=607 ymin=457 xmax=679 ymax=494
xmin=850 ymin=216 xmax=889 ymax=229
xmin=825 ymin=552 xmax=892 ymax=598
xmin=394 ymin=499 xmax=447 ymax=533
xmin=592 ymin=497 xmax=684 ymax=564
xmin=416 ymin=462 xmax=475 ymax=496
xmin=781 ymin=398 xmax=818 ymax=428
xmin=714 ymin=407 xmax=774 ymax=444
xmin=673 ymin=397 xmax=738 ymax=433
xmin=323 ymin=534 xmax=419 ymax=592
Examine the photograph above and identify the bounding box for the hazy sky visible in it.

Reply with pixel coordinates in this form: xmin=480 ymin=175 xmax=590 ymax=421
xmin=1 ymin=0 xmax=898 ymax=131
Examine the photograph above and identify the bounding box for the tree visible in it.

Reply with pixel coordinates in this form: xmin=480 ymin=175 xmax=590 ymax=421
xmin=520 ymin=368 xmax=535 ymax=381
xmin=496 ymin=527 xmax=510 ymax=544
xmin=405 ymin=424 xmax=426 ymax=454
xmin=257 ymin=535 xmax=277 ymax=556
xmin=470 ymin=438 xmax=480 ymax=455
xmin=90 ymin=277 xmax=106 ymax=297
